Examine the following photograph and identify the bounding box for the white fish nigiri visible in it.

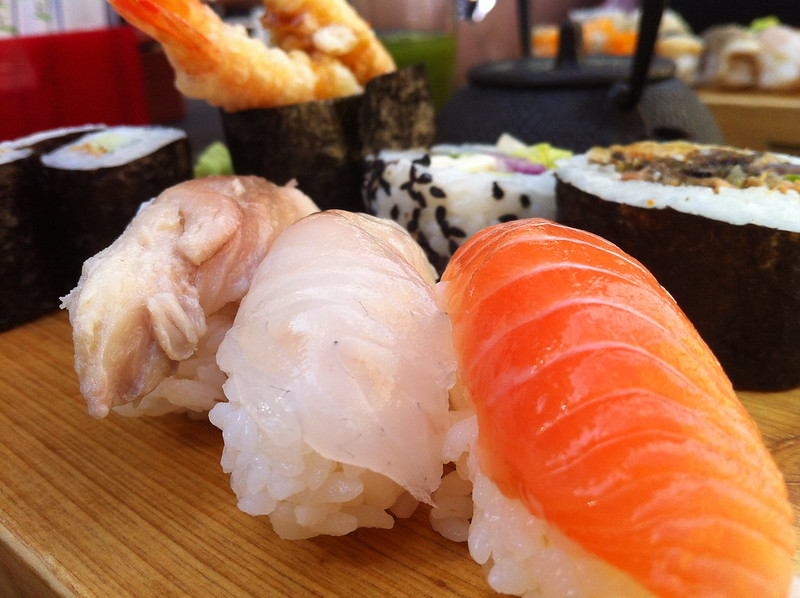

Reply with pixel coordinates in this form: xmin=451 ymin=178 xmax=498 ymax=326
xmin=209 ymin=210 xmax=455 ymax=539
xmin=62 ymin=176 xmax=318 ymax=418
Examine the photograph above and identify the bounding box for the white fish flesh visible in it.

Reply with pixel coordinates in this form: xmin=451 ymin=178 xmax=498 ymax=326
xmin=209 ymin=210 xmax=455 ymax=538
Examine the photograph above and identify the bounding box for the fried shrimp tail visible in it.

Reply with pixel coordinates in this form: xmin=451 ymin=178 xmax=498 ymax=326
xmin=106 ymin=0 xmax=379 ymax=111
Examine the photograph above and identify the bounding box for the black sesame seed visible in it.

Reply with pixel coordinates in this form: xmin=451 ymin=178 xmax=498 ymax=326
xmin=492 ymin=182 xmax=504 ymax=199
xmin=448 ymin=226 xmax=467 ymax=238
xmin=407 ymin=207 xmax=421 ymax=232
xmin=429 ymin=185 xmax=446 ymax=198
xmin=390 ymin=204 xmax=400 ymax=220
xmin=520 ymin=194 xmax=531 ymax=208
xmin=413 ymin=154 xmax=432 ymax=167
xmin=435 ymin=205 xmax=447 ymax=223
xmin=498 ymin=213 xmax=518 ymax=223
xmin=418 ymin=172 xmax=433 ymax=184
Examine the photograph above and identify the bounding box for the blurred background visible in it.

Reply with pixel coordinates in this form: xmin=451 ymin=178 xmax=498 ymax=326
xmin=2 ymin=0 xmax=800 ymax=153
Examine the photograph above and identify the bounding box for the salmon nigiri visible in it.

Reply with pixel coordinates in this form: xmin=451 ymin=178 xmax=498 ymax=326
xmin=433 ymin=219 xmax=796 ymax=598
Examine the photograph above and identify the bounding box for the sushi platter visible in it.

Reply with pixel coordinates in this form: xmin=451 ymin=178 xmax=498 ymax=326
xmin=0 ymin=310 xmax=798 ymax=596
xmin=3 ymin=0 xmax=800 ymax=594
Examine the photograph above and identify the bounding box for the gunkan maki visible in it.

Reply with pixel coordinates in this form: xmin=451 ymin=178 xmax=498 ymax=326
xmin=221 ymin=65 xmax=436 ymax=212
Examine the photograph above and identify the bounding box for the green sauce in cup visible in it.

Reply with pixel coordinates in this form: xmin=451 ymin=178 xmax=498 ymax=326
xmin=379 ymin=30 xmax=456 ymax=110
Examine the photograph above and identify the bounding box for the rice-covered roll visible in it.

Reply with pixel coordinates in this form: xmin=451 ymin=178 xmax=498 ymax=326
xmin=363 ymin=135 xmax=572 ymax=274
xmin=555 ymin=140 xmax=800 ymax=391
xmin=0 ymin=147 xmax=59 ymax=331
xmin=209 ymin=210 xmax=455 ymax=539
xmin=41 ymin=125 xmax=192 ymax=294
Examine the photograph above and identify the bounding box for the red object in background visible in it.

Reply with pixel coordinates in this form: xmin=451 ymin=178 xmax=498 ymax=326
xmin=0 ymin=27 xmax=151 ymax=142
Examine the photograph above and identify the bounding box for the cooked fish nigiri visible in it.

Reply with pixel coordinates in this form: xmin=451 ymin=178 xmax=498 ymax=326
xmin=62 ymin=175 xmax=318 ymax=418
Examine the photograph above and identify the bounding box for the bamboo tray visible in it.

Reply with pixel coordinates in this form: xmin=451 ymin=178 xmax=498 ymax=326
xmin=1 ymin=311 xmax=798 ymax=597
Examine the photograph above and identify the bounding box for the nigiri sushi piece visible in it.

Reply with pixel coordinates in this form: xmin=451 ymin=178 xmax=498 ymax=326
xmin=208 ymin=210 xmax=455 ymax=539
xmin=62 ymin=176 xmax=318 ymax=418
xmin=432 ymin=219 xmax=796 ymax=597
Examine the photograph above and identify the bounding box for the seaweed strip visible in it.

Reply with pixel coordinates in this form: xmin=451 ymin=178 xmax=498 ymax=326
xmin=221 ymin=65 xmax=435 ymax=212
xmin=0 ymin=150 xmax=60 ymax=331
xmin=222 ymin=94 xmax=363 ymax=211
xmin=358 ymin=64 xmax=435 ymax=157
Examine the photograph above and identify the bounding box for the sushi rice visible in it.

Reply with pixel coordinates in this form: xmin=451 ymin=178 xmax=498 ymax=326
xmin=431 ymin=411 xmax=656 ymax=598
xmin=363 ymin=135 xmax=571 ymax=273
xmin=433 ymin=413 xmax=800 ymax=597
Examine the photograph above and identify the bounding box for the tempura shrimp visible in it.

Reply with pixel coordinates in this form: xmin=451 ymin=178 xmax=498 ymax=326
xmin=106 ymin=0 xmax=393 ymax=111
xmin=262 ymin=0 xmax=397 ymax=85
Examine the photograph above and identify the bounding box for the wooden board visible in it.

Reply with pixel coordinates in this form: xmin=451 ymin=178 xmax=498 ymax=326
xmin=697 ymin=90 xmax=800 ymax=155
xmin=0 ymin=311 xmax=798 ymax=597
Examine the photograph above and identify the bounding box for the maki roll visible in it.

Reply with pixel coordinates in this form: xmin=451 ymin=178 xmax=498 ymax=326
xmin=41 ymin=125 xmax=192 ymax=294
xmin=7 ymin=124 xmax=106 ymax=155
xmin=364 ymin=135 xmax=572 ymax=274
xmin=221 ymin=65 xmax=435 ymax=212
xmin=556 ymin=140 xmax=800 ymax=390
xmin=0 ymin=147 xmax=59 ymax=331
xmin=0 ymin=124 xmax=106 ymax=330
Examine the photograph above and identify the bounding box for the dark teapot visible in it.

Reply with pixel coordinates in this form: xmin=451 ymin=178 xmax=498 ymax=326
xmin=436 ymin=0 xmax=722 ymax=152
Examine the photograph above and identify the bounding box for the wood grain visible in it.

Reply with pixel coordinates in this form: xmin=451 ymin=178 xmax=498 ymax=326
xmin=0 ymin=311 xmax=797 ymax=597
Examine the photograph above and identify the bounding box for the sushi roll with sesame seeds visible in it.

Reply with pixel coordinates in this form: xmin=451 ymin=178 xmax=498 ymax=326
xmin=363 ymin=135 xmax=571 ymax=274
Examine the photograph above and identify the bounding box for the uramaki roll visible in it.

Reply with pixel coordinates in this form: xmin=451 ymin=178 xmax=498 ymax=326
xmin=556 ymin=140 xmax=800 ymax=391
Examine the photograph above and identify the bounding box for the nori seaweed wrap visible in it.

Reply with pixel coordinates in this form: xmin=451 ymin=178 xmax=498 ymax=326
xmin=221 ymin=65 xmax=435 ymax=211
xmin=556 ymin=142 xmax=800 ymax=391
xmin=40 ymin=126 xmax=192 ymax=295
xmin=0 ymin=147 xmax=60 ymax=331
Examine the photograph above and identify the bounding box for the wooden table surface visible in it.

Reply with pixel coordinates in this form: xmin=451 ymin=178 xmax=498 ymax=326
xmin=1 ymin=311 xmax=798 ymax=597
